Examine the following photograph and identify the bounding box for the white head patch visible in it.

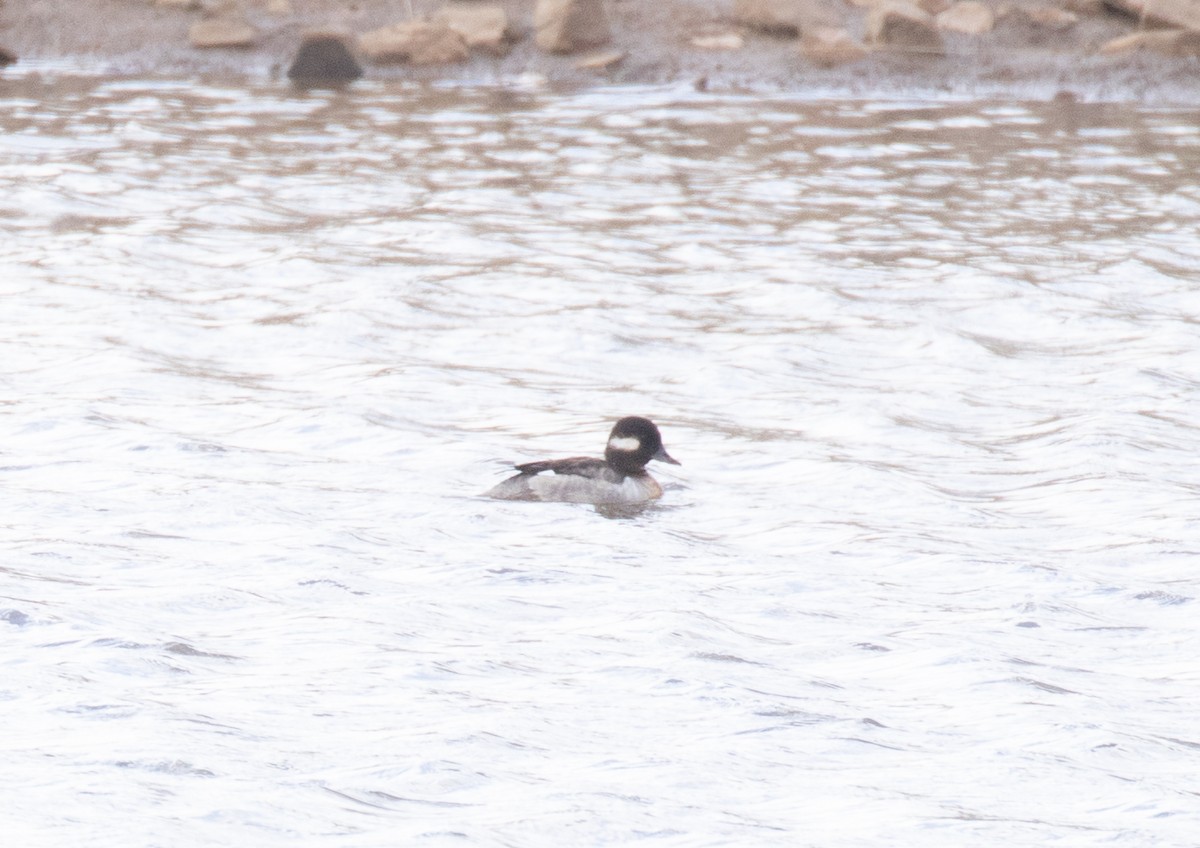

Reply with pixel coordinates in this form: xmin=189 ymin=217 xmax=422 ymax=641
xmin=608 ymin=436 xmax=641 ymax=452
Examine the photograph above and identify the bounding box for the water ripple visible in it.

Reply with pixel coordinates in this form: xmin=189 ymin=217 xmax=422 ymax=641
xmin=1 ymin=74 xmax=1198 ymax=846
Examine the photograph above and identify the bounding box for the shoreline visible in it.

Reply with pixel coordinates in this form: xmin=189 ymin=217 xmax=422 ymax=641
xmin=2 ymin=1 xmax=1200 ymax=103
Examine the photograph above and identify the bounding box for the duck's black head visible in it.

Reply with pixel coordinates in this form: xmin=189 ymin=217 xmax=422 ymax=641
xmin=604 ymin=416 xmax=680 ymax=476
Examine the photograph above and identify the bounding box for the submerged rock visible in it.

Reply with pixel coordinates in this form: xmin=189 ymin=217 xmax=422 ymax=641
xmin=359 ymin=21 xmax=469 ymax=64
xmin=287 ymin=32 xmax=363 ymax=84
xmin=534 ymin=0 xmax=611 ymax=54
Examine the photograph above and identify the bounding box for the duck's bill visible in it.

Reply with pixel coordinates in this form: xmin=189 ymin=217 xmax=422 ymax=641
xmin=653 ymin=446 xmax=681 ymax=466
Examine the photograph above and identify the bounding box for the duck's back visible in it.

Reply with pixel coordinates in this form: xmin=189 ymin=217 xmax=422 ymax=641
xmin=486 ymin=458 xmax=662 ymax=504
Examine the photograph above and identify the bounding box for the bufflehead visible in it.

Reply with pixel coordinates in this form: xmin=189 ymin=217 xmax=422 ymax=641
xmin=486 ymin=416 xmax=681 ymax=505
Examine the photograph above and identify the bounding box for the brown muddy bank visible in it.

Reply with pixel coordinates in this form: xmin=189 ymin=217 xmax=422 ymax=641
xmin=1 ymin=0 xmax=1199 ymax=100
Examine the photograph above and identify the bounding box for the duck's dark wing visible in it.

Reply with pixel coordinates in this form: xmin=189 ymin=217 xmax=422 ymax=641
xmin=513 ymin=456 xmax=613 ymax=479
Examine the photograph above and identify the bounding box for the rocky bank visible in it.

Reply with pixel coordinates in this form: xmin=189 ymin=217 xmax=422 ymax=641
xmin=2 ymin=0 xmax=1200 ymax=98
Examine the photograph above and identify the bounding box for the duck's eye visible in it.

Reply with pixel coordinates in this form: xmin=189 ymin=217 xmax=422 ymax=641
xmin=608 ymin=436 xmax=641 ymax=452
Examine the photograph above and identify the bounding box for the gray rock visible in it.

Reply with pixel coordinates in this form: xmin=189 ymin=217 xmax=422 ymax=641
xmin=288 ymin=32 xmax=363 ymax=84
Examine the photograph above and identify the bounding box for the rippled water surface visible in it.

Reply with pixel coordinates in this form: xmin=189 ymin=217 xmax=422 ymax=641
xmin=3 ymin=68 xmax=1200 ymax=845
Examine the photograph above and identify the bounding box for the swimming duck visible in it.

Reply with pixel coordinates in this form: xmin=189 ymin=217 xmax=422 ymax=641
xmin=486 ymin=416 xmax=680 ymax=504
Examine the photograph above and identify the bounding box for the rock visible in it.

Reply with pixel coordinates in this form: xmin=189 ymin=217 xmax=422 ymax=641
xmin=867 ymin=2 xmax=944 ymax=53
xmin=690 ymin=33 xmax=746 ymax=50
xmin=574 ymin=49 xmax=625 ymax=69
xmin=0 ymin=45 xmax=17 ymax=65
xmin=534 ymin=0 xmax=611 ymax=53
xmin=937 ymin=1 xmax=996 ymax=33
xmin=189 ymin=18 xmax=257 ymax=49
xmin=849 ymin=0 xmax=947 ymax=9
xmin=800 ymin=26 xmax=868 ymax=65
xmin=1021 ymin=6 xmax=1079 ymax=28
xmin=1099 ymin=28 xmax=1200 ymax=54
xmin=202 ymin=0 xmax=242 ymax=14
xmin=1064 ymin=0 xmax=1107 ymax=13
xmin=359 ymin=21 xmax=469 ymax=64
xmin=287 ymin=32 xmax=363 ymax=83
xmin=915 ymin=0 xmax=952 ymax=14
xmin=1103 ymin=0 xmax=1200 ymax=30
xmin=994 ymin=3 xmax=1079 ymax=32
xmin=434 ymin=3 xmax=512 ymax=54
xmin=733 ymin=0 xmax=835 ymax=37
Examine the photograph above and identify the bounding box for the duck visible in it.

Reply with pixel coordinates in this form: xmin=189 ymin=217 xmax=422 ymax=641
xmin=486 ymin=416 xmax=680 ymax=505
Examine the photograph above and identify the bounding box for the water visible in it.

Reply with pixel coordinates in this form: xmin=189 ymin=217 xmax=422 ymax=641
xmin=2 ymin=66 xmax=1199 ymax=846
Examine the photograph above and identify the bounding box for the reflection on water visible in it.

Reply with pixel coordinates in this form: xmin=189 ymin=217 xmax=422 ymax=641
xmin=2 ymin=69 xmax=1199 ymax=845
